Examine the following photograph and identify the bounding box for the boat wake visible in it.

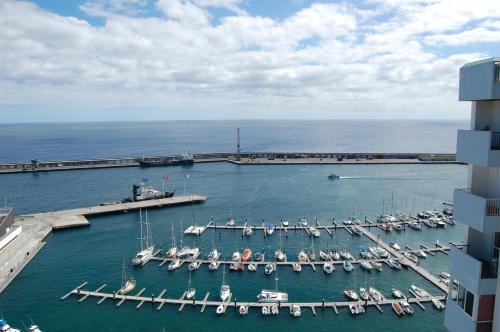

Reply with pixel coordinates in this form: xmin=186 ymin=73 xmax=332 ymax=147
xmin=339 ymin=176 xmax=451 ymax=180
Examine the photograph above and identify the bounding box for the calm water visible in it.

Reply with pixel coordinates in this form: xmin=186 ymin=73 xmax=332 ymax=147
xmin=0 ymin=120 xmax=468 ymax=163
xmin=0 ymin=161 xmax=467 ymax=331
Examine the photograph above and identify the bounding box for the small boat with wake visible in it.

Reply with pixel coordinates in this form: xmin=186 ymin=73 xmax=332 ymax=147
xmin=328 ymin=174 xmax=340 ymax=180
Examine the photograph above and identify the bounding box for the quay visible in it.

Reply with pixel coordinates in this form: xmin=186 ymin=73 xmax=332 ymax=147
xmin=62 ymin=282 xmax=447 ymax=315
xmin=0 ymin=152 xmax=459 ymax=174
xmin=0 ymin=194 xmax=206 ymax=295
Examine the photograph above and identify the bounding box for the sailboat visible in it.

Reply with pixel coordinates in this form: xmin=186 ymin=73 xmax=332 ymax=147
xmin=220 ymin=264 xmax=231 ymax=302
xmin=185 ymin=270 xmax=196 ymax=300
xmin=207 ymin=229 xmax=219 ymax=261
xmin=359 ymin=269 xmax=369 ymax=301
xmin=165 ymin=224 xmax=177 ymax=258
xmin=117 ymin=259 xmax=136 ymax=295
xmin=274 ymin=228 xmax=286 ymax=262
xmin=132 ymin=210 xmax=154 ymax=266
xmin=257 ymin=269 xmax=288 ymax=303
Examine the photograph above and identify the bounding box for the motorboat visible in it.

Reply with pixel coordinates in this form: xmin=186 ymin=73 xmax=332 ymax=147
xmin=208 ymin=248 xmax=219 ymax=261
xmin=257 ymin=290 xmax=288 ymax=303
xmin=176 ymin=247 xmax=200 ymax=260
xmin=299 ymin=218 xmax=308 ymax=227
xmin=369 ymin=247 xmax=389 ymax=259
xmin=403 ymin=252 xmax=419 ymax=264
xmin=275 ymin=249 xmax=286 ymax=262
xmin=239 ymin=305 xmax=249 ymax=315
xmin=389 ymin=242 xmax=400 ymax=251
xmin=387 ymin=258 xmax=402 ymax=270
xmin=343 ymin=219 xmax=353 ymax=226
xmin=359 ymin=247 xmax=371 ymax=259
xmin=254 ymin=252 xmax=264 ymax=262
xmin=0 ymin=320 xmax=20 ymax=332
xmin=230 ymin=261 xmax=244 ymax=271
xmin=290 ymin=304 xmax=301 ymax=317
xmin=415 ymin=249 xmax=427 ymax=258
xmin=349 ymin=304 xmax=365 ymax=315
xmin=360 ymin=261 xmax=373 ymax=270
xmin=232 ymin=251 xmax=241 ymax=262
xmin=440 ymin=272 xmax=451 ymax=279
xmin=261 ymin=306 xmax=269 ymax=315
xmin=242 ymin=248 xmax=252 ymax=262
xmin=216 ymin=304 xmax=225 ymax=315
xmin=309 ymin=227 xmax=320 ymax=237
xmin=264 ymin=263 xmax=274 ymax=275
xmin=368 ymin=246 xmax=379 ymax=258
xmin=392 ymin=288 xmax=404 ymax=299
xmin=411 ymin=285 xmax=430 ymax=298
xmin=270 ymin=305 xmax=279 ymax=315
xmin=297 ymin=250 xmax=309 ymax=262
xmin=408 ymin=221 xmax=422 ymax=230
xmin=293 ymin=262 xmax=302 ymax=272
xmin=371 ymin=261 xmax=383 ymax=271
xmin=168 ymin=259 xmax=181 ymax=270
xmin=393 ymin=223 xmax=403 ymax=231
xmin=400 ymin=301 xmax=414 ymax=315
xmin=208 ymin=261 xmax=219 ymax=271
xmin=248 ymin=263 xmax=257 ymax=272
xmin=392 ymin=302 xmax=405 ymax=316
xmin=422 ymin=218 xmax=436 ymax=228
xmin=328 ymin=174 xmax=340 ymax=180
xmin=351 ymin=226 xmax=362 ymax=236
xmin=226 ymin=218 xmax=236 ymax=226
xmin=282 ymin=219 xmax=289 ymax=227
xmin=383 ymin=223 xmax=393 ymax=232
xmin=188 ymin=261 xmax=202 ymax=271
xmin=344 ymin=288 xmax=359 ymax=301
xmin=265 ymin=222 xmax=275 ymax=236
xmin=323 ymin=262 xmax=334 ymax=274
xmin=359 ymin=288 xmax=369 ymax=301
xmin=369 ymin=287 xmax=383 ymax=302
xmin=243 ymin=227 xmax=253 ymax=237
xmin=343 ymin=260 xmax=354 ymax=272
xmin=319 ymin=250 xmax=330 ymax=261
xmin=28 ymin=325 xmax=41 ymax=332
xmin=432 ymin=298 xmax=446 ymax=310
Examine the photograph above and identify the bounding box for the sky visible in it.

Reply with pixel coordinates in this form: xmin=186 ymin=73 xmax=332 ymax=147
xmin=0 ymin=0 xmax=499 ymax=122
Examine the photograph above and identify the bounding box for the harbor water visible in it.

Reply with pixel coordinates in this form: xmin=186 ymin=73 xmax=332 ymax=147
xmin=0 ymin=161 xmax=466 ymax=331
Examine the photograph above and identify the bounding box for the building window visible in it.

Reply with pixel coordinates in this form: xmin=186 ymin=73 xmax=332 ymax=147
xmin=496 ymin=62 xmax=500 ymax=81
xmin=453 ymin=282 xmax=475 ymax=318
xmin=465 ymin=291 xmax=474 ymax=316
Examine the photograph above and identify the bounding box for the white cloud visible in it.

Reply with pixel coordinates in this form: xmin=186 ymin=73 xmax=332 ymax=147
xmin=0 ymin=0 xmax=498 ymax=121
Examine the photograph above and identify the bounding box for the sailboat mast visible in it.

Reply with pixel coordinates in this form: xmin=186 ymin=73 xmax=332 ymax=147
xmin=139 ymin=209 xmax=144 ymax=251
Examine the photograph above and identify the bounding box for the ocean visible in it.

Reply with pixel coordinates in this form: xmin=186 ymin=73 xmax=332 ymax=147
xmin=0 ymin=120 xmax=468 ymax=163
xmin=0 ymin=120 xmax=468 ymax=331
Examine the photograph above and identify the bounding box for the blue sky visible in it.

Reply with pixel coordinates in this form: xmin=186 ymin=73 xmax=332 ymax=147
xmin=1 ymin=0 xmax=500 ymax=122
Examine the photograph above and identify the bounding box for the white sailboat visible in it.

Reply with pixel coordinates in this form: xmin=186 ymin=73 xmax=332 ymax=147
xmin=132 ymin=210 xmax=154 ymax=266
xmin=165 ymin=224 xmax=177 ymax=258
xmin=185 ymin=270 xmax=196 ymax=300
xmin=220 ymin=264 xmax=231 ymax=302
xmin=117 ymin=259 xmax=136 ymax=295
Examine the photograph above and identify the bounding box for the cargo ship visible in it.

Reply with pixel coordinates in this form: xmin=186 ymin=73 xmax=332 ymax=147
xmin=138 ymin=153 xmax=194 ymax=167
xmin=101 ymin=180 xmax=174 ymax=205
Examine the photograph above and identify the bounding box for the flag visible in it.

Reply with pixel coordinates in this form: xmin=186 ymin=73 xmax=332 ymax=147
xmin=141 ymin=177 xmax=148 ymax=183
xmin=162 ymin=176 xmax=169 ymax=181
xmin=185 ymin=174 xmax=190 ymax=179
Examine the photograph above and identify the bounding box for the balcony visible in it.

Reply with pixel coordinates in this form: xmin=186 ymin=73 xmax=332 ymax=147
xmin=456 ymin=130 xmax=500 ymax=167
xmin=449 ymin=246 xmax=497 ymax=295
xmin=444 ymin=298 xmax=477 ymax=332
xmin=454 ymin=188 xmax=500 ymax=233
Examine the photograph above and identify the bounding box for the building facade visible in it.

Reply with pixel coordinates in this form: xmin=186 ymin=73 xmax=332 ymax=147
xmin=445 ymin=58 xmax=500 ymax=332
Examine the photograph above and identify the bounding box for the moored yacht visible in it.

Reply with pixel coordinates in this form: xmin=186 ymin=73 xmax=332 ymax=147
xmin=349 ymin=304 xmax=365 ymax=315
xmin=411 ymin=285 xmax=430 ymax=298
xmin=343 ymin=260 xmax=354 ymax=272
xmin=323 ymin=262 xmax=334 ymax=274
xmin=264 ymin=263 xmax=274 ymax=275
xmin=344 ymin=288 xmax=359 ymax=301
xmin=168 ymin=259 xmax=181 ymax=270
xmin=369 ymin=287 xmax=383 ymax=302
xmin=392 ymin=288 xmax=404 ymax=299
xmin=359 ymin=287 xmax=369 ymax=301
xmin=117 ymin=260 xmax=136 ymax=295
xmin=290 ymin=304 xmax=301 ymax=317
xmin=220 ymin=265 xmax=231 ymax=302
xmin=132 ymin=210 xmax=155 ymax=266
xmin=0 ymin=320 xmax=20 ymax=332
xmin=241 ymin=248 xmax=252 ymax=262
xmin=360 ymin=261 xmax=373 ymax=270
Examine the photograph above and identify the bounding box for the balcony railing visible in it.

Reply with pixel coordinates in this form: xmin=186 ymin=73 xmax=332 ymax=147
xmin=458 ymin=188 xmax=500 ymax=216
xmin=491 ymin=132 xmax=500 ymax=150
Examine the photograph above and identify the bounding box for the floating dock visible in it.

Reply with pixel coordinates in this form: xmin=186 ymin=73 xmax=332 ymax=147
xmin=62 ymin=282 xmax=446 ymax=315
